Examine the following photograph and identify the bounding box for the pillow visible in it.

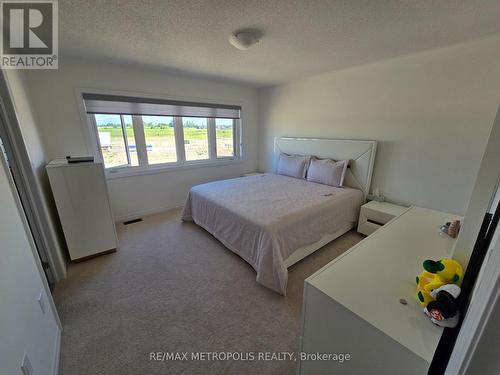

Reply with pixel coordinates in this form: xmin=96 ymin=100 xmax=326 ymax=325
xmin=306 ymin=158 xmax=348 ymax=187
xmin=276 ymin=153 xmax=310 ymax=179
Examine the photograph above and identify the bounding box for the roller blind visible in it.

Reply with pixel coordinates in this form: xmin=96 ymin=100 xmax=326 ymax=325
xmin=83 ymin=93 xmax=241 ymax=119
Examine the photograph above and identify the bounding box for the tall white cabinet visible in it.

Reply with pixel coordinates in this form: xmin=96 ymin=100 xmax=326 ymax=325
xmin=46 ymin=159 xmax=117 ymax=261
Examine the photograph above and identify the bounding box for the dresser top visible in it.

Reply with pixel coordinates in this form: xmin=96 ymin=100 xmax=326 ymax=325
xmin=306 ymin=206 xmax=460 ymax=363
xmin=46 ymin=158 xmax=103 ymax=168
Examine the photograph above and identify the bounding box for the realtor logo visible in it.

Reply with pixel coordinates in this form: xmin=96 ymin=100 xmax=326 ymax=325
xmin=1 ymin=0 xmax=58 ymax=69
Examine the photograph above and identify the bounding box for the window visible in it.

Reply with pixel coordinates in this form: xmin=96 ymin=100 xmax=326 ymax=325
xmin=84 ymin=94 xmax=241 ymax=174
xmin=142 ymin=116 xmax=177 ymax=164
xmin=183 ymin=117 xmax=209 ymax=161
xmin=123 ymin=115 xmax=139 ymax=167
xmin=215 ymin=118 xmax=234 ymax=158
xmin=95 ymin=114 xmax=139 ymax=169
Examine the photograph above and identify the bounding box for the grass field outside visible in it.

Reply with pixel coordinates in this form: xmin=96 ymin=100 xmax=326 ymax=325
xmin=97 ymin=126 xmax=233 ymax=167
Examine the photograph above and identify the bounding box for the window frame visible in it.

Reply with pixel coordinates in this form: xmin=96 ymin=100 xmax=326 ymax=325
xmin=182 ymin=116 xmax=210 ymax=163
xmin=139 ymin=115 xmax=179 ymax=166
xmin=214 ymin=118 xmax=238 ymax=160
xmin=88 ymin=112 xmax=242 ymax=179
xmin=91 ymin=114 xmax=134 ymax=170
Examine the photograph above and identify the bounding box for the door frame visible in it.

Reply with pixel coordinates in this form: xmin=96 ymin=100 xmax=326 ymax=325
xmin=0 ymin=70 xmax=66 ymax=283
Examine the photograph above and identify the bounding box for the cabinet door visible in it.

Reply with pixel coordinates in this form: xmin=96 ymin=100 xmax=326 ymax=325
xmin=48 ymin=164 xmax=117 ymax=260
xmin=299 ymin=283 xmax=427 ymax=375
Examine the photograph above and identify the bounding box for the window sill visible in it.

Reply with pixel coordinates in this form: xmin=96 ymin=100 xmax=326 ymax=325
xmin=104 ymin=158 xmax=244 ymax=180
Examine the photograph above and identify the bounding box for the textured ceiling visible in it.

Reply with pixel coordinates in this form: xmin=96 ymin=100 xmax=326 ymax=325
xmin=60 ymin=0 xmax=500 ymax=87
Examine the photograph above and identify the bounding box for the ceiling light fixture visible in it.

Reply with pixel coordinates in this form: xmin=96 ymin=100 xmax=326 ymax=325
xmin=229 ymin=29 xmax=262 ymax=50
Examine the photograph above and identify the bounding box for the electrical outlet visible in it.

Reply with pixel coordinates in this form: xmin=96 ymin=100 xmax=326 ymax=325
xmin=21 ymin=353 xmax=33 ymax=375
xmin=38 ymin=292 xmax=45 ymax=314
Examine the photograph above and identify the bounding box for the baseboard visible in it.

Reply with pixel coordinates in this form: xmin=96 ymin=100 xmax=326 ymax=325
xmin=114 ymin=202 xmax=184 ymax=223
xmin=52 ymin=327 xmax=61 ymax=375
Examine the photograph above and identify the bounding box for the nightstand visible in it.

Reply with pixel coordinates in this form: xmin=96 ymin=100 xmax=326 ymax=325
xmin=357 ymin=201 xmax=409 ymax=236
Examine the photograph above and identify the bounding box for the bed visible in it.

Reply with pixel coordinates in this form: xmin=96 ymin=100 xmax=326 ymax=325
xmin=182 ymin=137 xmax=377 ymax=295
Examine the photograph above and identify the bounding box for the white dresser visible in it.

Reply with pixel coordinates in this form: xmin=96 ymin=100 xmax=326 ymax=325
xmin=46 ymin=159 xmax=117 ymax=261
xmin=299 ymin=206 xmax=460 ymax=375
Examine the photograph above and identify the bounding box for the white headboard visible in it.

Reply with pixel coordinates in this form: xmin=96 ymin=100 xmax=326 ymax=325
xmin=274 ymin=137 xmax=377 ymax=199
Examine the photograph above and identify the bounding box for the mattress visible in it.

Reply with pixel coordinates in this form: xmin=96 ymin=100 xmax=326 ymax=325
xmin=181 ymin=173 xmax=363 ymax=295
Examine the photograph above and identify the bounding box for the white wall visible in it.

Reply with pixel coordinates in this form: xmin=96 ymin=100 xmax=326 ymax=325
xmin=453 ymin=106 xmax=500 ymax=267
xmin=258 ymin=35 xmax=500 ymax=215
xmin=24 ymin=58 xmax=259 ymax=221
xmin=0 ymin=154 xmax=61 ymax=375
xmin=4 ymin=70 xmax=67 ymax=281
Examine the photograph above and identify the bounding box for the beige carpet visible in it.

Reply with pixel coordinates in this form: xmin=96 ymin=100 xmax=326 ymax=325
xmin=53 ymin=209 xmax=362 ymax=375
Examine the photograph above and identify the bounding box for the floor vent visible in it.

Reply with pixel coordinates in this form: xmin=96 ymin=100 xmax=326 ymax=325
xmin=123 ymin=218 xmax=143 ymax=225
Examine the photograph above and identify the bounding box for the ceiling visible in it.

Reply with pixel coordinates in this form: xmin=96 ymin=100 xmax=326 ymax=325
xmin=60 ymin=0 xmax=500 ymax=87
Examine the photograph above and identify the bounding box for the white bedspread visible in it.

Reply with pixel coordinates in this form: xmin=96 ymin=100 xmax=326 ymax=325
xmin=181 ymin=173 xmax=363 ymax=295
